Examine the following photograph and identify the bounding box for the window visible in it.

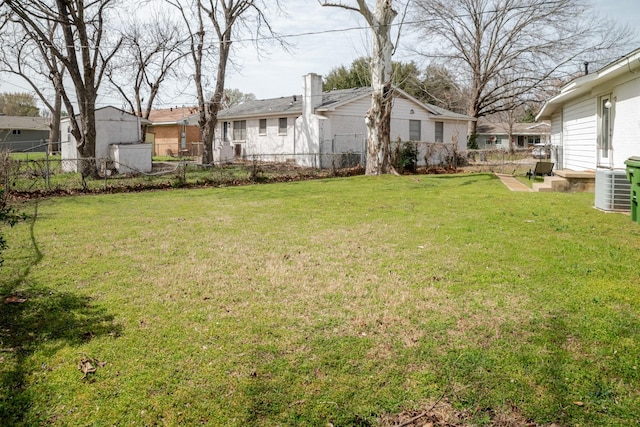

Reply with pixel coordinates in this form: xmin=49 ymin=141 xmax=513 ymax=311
xmin=278 ymin=118 xmax=287 ymax=135
xmin=12 ymin=129 xmax=21 ymax=135
xmin=409 ymin=120 xmax=421 ymax=141
xmin=259 ymin=119 xmax=267 ymax=135
xmin=232 ymin=120 xmax=246 ymax=141
xmin=434 ymin=121 xmax=444 ymax=142
xmin=223 ymin=122 xmax=229 ymax=141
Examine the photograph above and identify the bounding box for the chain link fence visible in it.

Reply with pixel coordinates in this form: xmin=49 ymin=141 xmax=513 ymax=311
xmin=1 ymin=140 xmax=547 ymax=197
xmin=464 ymin=148 xmax=541 ymax=175
xmin=0 ymin=150 xmax=366 ymax=196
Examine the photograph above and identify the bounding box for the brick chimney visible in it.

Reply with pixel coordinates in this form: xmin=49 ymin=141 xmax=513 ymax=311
xmin=303 ymin=73 xmax=323 ymax=117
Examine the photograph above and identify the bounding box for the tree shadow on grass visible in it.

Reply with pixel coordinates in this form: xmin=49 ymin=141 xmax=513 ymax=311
xmin=0 ymin=202 xmax=122 ymax=425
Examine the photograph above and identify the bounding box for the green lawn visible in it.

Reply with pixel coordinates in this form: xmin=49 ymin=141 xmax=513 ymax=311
xmin=1 ymin=174 xmax=639 ymax=426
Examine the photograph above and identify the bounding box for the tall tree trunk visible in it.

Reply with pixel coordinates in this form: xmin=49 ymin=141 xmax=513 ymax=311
xmin=366 ymin=1 xmax=396 ymax=175
xmin=323 ymin=0 xmax=397 ymax=175
xmin=76 ymin=90 xmax=99 ymax=178
xmin=202 ymin=40 xmax=230 ymax=164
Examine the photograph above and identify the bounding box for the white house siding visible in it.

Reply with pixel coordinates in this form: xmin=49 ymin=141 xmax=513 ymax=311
xmin=389 ymin=98 xmax=431 ymax=142
xmin=562 ymin=95 xmax=596 ymax=171
xmin=294 ymin=114 xmax=328 ymax=167
xmin=610 ymin=76 xmax=640 ymax=168
xmin=322 ymin=112 xmax=364 ymax=153
xmin=241 ymin=116 xmax=297 ymax=160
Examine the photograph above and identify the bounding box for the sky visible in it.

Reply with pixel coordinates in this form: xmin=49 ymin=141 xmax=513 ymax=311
xmin=1 ymin=0 xmax=639 ymax=109
xmin=223 ymin=0 xmax=640 ymax=100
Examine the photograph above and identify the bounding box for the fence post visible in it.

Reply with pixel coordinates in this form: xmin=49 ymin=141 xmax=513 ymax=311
xmin=103 ymin=159 xmax=108 ymax=190
xmin=44 ymin=140 xmax=51 ymax=189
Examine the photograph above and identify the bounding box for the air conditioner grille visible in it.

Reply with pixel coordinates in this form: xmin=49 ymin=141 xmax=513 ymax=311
xmin=595 ymin=169 xmax=631 ymax=212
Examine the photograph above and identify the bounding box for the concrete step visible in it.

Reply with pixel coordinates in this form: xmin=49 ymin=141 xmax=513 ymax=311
xmin=532 ymin=176 xmax=569 ymax=192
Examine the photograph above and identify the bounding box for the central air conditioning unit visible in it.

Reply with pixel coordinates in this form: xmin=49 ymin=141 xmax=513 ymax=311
xmin=595 ymin=169 xmax=631 ymax=212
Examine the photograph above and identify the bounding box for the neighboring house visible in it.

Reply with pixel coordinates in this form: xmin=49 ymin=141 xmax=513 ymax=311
xmin=217 ymin=73 xmax=474 ymax=168
xmin=61 ymin=106 xmax=152 ymax=174
xmin=0 ymin=116 xmax=50 ymax=152
xmin=146 ymin=107 xmax=201 ymax=156
xmin=537 ymin=47 xmax=640 ymax=171
xmin=475 ymin=120 xmax=550 ymax=150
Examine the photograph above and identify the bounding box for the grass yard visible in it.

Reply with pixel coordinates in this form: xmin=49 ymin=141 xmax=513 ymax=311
xmin=1 ymin=174 xmax=639 ymax=426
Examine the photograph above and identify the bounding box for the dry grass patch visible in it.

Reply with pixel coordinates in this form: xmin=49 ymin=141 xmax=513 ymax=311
xmin=378 ymin=399 xmax=541 ymax=426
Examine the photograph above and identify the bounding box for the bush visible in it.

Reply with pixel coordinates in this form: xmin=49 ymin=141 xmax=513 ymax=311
xmin=394 ymin=141 xmax=418 ymax=173
xmin=0 ymin=187 xmax=25 ymax=268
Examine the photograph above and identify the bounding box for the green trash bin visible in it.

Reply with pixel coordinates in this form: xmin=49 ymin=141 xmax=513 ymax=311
xmin=625 ymin=156 xmax=640 ymax=223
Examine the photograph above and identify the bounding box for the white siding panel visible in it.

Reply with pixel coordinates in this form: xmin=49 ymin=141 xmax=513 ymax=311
xmin=563 ymin=96 xmax=596 ymax=171
xmin=332 ymin=97 xmax=371 ymax=117
xmin=611 ymin=76 xmax=640 ymax=168
xmin=244 ymin=116 xmax=297 ymax=156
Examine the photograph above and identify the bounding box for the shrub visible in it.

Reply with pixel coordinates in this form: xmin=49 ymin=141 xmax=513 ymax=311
xmin=0 ymin=187 xmax=25 ymax=268
xmin=394 ymin=141 xmax=418 ymax=173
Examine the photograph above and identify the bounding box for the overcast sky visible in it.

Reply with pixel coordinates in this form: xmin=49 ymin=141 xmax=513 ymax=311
xmin=1 ymin=0 xmax=638 ymax=109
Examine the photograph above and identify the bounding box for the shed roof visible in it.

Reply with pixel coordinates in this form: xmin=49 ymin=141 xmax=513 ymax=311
xmin=148 ymin=107 xmax=199 ymax=124
xmin=0 ymin=115 xmax=49 ymax=131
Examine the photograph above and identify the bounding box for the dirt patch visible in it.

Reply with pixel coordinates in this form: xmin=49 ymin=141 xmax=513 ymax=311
xmin=378 ymin=400 xmax=549 ymax=427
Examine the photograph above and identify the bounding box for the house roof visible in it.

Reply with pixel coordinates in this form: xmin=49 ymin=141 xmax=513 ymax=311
xmin=217 ymin=95 xmax=303 ymax=119
xmin=537 ymin=47 xmax=640 ymax=120
xmin=148 ymin=107 xmax=199 ymax=125
xmin=476 ymin=120 xmax=550 ymax=136
xmin=0 ymin=115 xmax=49 ymax=131
xmin=217 ymin=86 xmax=474 ymax=121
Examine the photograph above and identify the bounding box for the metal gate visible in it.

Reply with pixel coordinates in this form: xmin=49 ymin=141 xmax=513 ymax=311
xmin=319 ymin=133 xmax=365 ymax=169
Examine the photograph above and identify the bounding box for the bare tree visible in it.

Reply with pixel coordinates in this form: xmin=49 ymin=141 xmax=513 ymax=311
xmin=198 ymin=0 xmax=282 ymax=164
xmin=411 ymin=0 xmax=635 ymax=137
xmin=222 ymin=88 xmax=256 ymax=109
xmin=320 ymin=0 xmax=398 ymax=175
xmin=166 ymin=0 xmax=214 ymax=159
xmin=106 ymin=10 xmax=188 ymax=128
xmin=0 ymin=19 xmax=65 ymax=147
xmin=167 ymin=0 xmax=283 ymax=165
xmin=4 ymin=0 xmax=123 ymax=178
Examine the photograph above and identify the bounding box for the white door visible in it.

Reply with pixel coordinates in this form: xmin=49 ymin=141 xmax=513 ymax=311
xmin=598 ymin=96 xmax=613 ymax=168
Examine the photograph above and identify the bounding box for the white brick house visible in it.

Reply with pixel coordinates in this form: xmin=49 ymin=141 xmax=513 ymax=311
xmin=217 ymin=73 xmax=473 ymax=168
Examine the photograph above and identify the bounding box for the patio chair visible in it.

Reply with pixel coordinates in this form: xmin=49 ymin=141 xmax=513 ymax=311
xmin=527 ymin=161 xmax=554 ymax=180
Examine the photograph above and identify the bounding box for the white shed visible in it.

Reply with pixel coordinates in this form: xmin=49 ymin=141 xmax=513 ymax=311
xmin=61 ymin=106 xmax=151 ymax=173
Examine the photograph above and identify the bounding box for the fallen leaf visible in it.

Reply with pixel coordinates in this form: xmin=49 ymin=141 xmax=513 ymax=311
xmin=4 ymin=295 xmax=27 ymax=304
xmin=573 ymin=401 xmax=584 ymax=407
xmin=78 ymin=355 xmax=105 ymax=379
